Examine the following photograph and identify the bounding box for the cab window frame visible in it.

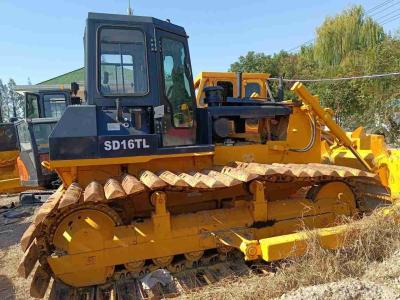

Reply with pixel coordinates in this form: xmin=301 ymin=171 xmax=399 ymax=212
xmin=96 ymin=25 xmax=150 ymax=98
xmin=160 ymin=36 xmax=195 ymax=129
xmin=42 ymin=93 xmax=67 ymax=118
xmin=245 ymin=82 xmax=261 ymax=97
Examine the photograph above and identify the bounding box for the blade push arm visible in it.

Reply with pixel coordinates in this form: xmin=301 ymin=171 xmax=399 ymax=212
xmin=291 ymin=82 xmax=372 ymax=172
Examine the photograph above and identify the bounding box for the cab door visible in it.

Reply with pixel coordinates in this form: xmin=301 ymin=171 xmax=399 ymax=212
xmin=156 ymin=29 xmax=197 ymax=147
xmin=15 ymin=119 xmax=58 ymax=187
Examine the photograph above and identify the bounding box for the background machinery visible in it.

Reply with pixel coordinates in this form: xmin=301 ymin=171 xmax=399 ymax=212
xmin=18 ymin=12 xmax=399 ymax=299
xmin=0 ymin=122 xmax=22 ymax=193
xmin=0 ymin=84 xmax=82 ymax=194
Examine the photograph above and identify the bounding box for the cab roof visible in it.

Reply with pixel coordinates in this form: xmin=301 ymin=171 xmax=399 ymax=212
xmin=87 ymin=12 xmax=187 ymax=37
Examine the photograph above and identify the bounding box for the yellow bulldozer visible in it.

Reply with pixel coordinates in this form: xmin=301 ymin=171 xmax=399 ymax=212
xmin=18 ymin=12 xmax=400 ymax=299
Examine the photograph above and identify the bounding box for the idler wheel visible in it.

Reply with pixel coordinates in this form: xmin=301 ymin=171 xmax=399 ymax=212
xmin=50 ymin=209 xmax=117 ymax=287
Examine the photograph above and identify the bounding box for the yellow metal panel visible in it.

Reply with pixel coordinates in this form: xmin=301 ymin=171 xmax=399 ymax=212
xmin=259 ymin=225 xmax=347 ymax=261
xmin=0 ymin=150 xmax=26 ymax=192
xmin=194 ymin=72 xmax=271 ymax=105
xmin=0 ymin=178 xmax=24 ymax=193
xmin=47 ymin=187 xmax=354 ymax=287
xmin=49 ymin=152 xmax=214 ymax=168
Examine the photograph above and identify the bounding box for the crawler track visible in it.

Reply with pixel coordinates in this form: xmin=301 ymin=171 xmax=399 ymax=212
xmin=18 ymin=162 xmax=391 ymax=299
xmin=48 ymin=257 xmax=255 ymax=300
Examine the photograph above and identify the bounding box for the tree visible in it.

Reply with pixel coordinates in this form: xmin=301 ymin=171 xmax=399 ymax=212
xmin=314 ymin=6 xmax=385 ymax=67
xmin=0 ymin=78 xmax=24 ymax=122
xmin=0 ymin=80 xmax=3 ymax=123
xmin=7 ymin=79 xmax=23 ymax=119
xmin=0 ymin=80 xmax=9 ymax=121
xmin=229 ymin=5 xmax=400 ymax=144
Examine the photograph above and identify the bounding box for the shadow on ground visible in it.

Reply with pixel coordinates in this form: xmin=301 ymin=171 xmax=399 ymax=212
xmin=0 ymin=221 xmax=29 ymax=249
xmin=0 ymin=275 xmax=16 ymax=300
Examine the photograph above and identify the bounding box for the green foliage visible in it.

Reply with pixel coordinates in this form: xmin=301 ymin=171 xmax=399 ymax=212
xmin=229 ymin=5 xmax=400 ymax=144
xmin=314 ymin=6 xmax=385 ymax=67
xmin=0 ymin=79 xmax=24 ymax=122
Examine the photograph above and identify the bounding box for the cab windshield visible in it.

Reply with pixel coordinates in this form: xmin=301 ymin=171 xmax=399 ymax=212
xmin=99 ymin=27 xmax=148 ymax=96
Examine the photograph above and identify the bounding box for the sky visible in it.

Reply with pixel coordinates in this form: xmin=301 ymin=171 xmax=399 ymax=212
xmin=0 ymin=0 xmax=399 ymax=85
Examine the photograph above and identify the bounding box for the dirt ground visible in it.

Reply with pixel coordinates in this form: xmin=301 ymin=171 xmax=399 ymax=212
xmin=0 ymin=194 xmax=44 ymax=300
xmin=1 ymin=192 xmax=400 ymax=300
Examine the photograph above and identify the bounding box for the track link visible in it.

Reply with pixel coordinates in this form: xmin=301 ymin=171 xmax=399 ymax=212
xmin=49 ymin=258 xmax=255 ymax=300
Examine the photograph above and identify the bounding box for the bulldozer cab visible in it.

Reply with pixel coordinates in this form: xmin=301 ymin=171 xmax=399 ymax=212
xmin=50 ymin=13 xmax=207 ymax=161
xmin=85 ymin=13 xmax=197 ymax=147
xmin=49 ymin=13 xmax=291 ymax=162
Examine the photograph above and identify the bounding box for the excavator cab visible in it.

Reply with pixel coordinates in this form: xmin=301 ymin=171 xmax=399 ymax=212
xmin=13 ymin=88 xmax=82 ymax=188
xmin=25 ymin=90 xmax=71 ymax=119
xmin=14 ymin=118 xmax=58 ymax=188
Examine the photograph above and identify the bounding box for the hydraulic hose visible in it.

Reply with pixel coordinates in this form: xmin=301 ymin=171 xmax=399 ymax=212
xmin=289 ymin=114 xmax=316 ymax=152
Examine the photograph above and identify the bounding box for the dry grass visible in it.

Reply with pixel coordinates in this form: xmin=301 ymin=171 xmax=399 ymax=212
xmin=184 ymin=207 xmax=400 ymax=299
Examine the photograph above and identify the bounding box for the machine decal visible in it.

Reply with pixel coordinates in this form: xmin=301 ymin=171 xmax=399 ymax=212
xmin=103 ymin=139 xmax=150 ymax=151
xmin=99 ymin=135 xmax=157 ymax=157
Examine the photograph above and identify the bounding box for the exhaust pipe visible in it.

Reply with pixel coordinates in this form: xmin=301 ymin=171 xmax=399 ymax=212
xmin=277 ymin=75 xmax=284 ymax=102
xmin=236 ymin=72 xmax=242 ymax=98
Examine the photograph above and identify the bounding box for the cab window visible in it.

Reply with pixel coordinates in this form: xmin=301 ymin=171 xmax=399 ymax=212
xmin=162 ymin=38 xmax=193 ymax=128
xmin=43 ymin=94 xmax=66 ymax=118
xmin=245 ymin=82 xmax=261 ymax=97
xmin=26 ymin=94 xmax=40 ymax=119
xmin=32 ymin=123 xmax=56 ymax=153
xmin=99 ymin=27 xmax=148 ymax=96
